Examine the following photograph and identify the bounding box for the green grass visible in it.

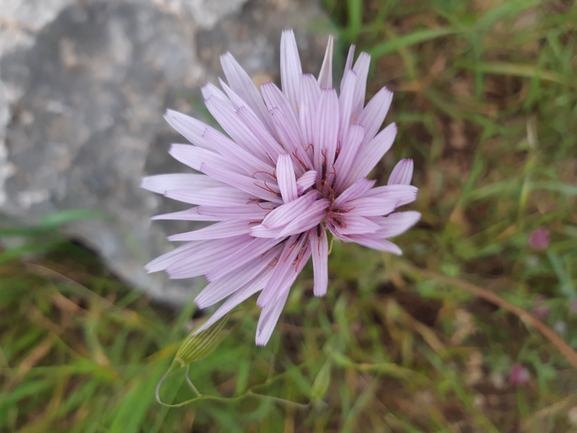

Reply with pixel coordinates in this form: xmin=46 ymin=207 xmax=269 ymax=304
xmin=2 ymin=0 xmax=577 ymax=431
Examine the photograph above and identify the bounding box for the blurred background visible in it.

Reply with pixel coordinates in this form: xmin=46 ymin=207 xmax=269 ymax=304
xmin=1 ymin=0 xmax=577 ymax=432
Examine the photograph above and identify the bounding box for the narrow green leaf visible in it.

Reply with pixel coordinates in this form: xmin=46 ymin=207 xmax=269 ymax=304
xmin=310 ymin=359 xmax=332 ymax=402
xmin=456 ymin=62 xmax=576 ymax=89
xmin=547 ymin=251 xmax=576 ymax=300
xmin=531 ymin=181 xmax=577 ymax=196
xmin=474 ymin=0 xmax=540 ymax=29
xmin=369 ymin=27 xmax=459 ymax=58
xmin=0 ymin=380 xmax=54 ymax=411
xmin=109 ymin=365 xmax=165 ymax=433
xmin=40 ymin=208 xmax=106 ymax=228
xmin=346 ymin=0 xmax=362 ymax=41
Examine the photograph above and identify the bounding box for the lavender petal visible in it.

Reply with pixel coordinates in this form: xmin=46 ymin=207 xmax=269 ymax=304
xmin=373 ymin=211 xmax=421 ymax=238
xmin=195 ymin=245 xmax=282 ymax=308
xmin=220 ymin=52 xmax=278 ymax=138
xmin=333 ymin=124 xmax=365 ymax=192
xmin=347 ymin=236 xmax=403 ymax=255
xmin=280 ymin=29 xmax=303 ymax=113
xmin=352 ymin=123 xmax=397 ymax=181
xmin=313 ymin=88 xmax=340 ymax=176
xmin=351 ymin=52 xmax=371 ymax=116
xmin=141 ymin=174 xmax=225 ymax=194
xmin=311 ymin=227 xmax=328 ymax=297
xmin=317 ymin=35 xmax=334 ymax=89
xmin=167 ymin=220 xmax=252 ymax=242
xmin=165 ymin=186 xmax=253 ymax=206
xmin=276 ymin=154 xmax=298 ymax=203
xmin=388 ymin=159 xmax=414 ymax=185
xmin=356 ymin=87 xmax=393 ymax=144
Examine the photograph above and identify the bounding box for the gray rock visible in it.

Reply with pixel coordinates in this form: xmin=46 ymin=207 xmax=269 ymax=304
xmin=0 ymin=0 xmax=330 ymax=304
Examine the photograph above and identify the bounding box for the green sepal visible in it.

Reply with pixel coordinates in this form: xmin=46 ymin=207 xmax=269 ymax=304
xmin=169 ymin=314 xmax=230 ymax=373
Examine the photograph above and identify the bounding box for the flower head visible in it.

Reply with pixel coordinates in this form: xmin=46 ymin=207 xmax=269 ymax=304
xmin=531 ymin=295 xmax=550 ymax=320
xmin=143 ymin=30 xmax=420 ymax=346
xmin=529 ymin=226 xmax=550 ymax=250
xmin=509 ymin=364 xmax=530 ymax=385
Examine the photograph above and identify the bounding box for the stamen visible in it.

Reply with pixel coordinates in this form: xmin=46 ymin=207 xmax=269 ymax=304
xmin=325 ymin=164 xmax=337 ymax=183
xmin=254 ymin=179 xmax=280 ymax=195
xmin=293 ymin=239 xmax=310 ymax=268
xmin=248 ymin=198 xmax=274 ymax=210
xmin=332 ymin=216 xmax=346 ymax=228
xmin=252 ymin=170 xmax=277 ymax=180
xmin=292 ymin=149 xmax=308 ymax=171
xmin=321 ymin=148 xmax=328 ymax=180
xmin=283 ymin=239 xmax=299 ymax=262
xmin=316 ymin=226 xmax=323 ymax=251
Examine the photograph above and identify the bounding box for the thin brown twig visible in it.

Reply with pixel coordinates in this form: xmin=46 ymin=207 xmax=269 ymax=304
xmin=399 ymin=263 xmax=577 ymax=371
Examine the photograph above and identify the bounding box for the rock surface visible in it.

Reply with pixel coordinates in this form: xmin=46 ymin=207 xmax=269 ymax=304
xmin=0 ymin=0 xmax=330 ymax=303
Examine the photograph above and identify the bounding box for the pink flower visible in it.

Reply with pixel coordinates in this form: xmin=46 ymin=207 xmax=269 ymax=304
xmin=509 ymin=364 xmax=530 ymax=385
xmin=143 ymin=30 xmax=420 ymax=346
xmin=529 ymin=227 xmax=549 ymax=250
xmin=531 ymin=295 xmax=550 ymax=320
